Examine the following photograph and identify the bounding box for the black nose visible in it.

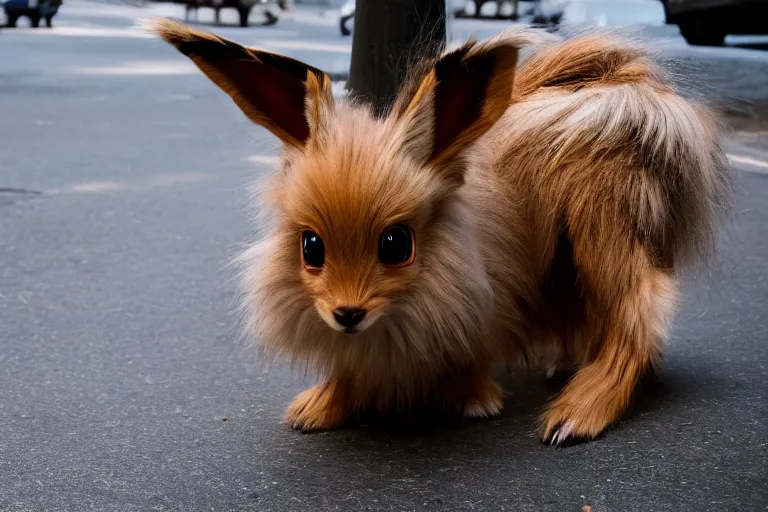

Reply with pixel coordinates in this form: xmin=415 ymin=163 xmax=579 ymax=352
xmin=333 ymin=307 xmax=367 ymax=329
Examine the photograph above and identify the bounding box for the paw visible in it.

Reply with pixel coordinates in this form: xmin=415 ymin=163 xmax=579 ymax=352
xmin=539 ymin=400 xmax=612 ymax=446
xmin=284 ymin=383 xmax=350 ymax=432
xmin=462 ymin=376 xmax=504 ymax=419
xmin=463 ymin=394 xmax=503 ymax=419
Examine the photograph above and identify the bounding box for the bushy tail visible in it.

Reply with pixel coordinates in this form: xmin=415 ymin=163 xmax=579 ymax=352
xmin=502 ymin=32 xmax=733 ymax=269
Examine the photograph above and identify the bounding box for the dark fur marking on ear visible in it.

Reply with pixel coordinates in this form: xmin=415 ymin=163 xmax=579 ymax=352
xmin=432 ymin=51 xmax=495 ymax=160
xmin=154 ymin=19 xmax=333 ymax=145
xmin=239 ymin=60 xmax=312 ymax=143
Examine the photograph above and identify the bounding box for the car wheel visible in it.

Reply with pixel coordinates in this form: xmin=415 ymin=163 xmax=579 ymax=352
xmin=679 ymin=13 xmax=727 ymax=46
xmin=45 ymin=15 xmax=52 ymax=27
xmin=7 ymin=13 xmax=19 ymax=27
xmin=30 ymin=14 xmax=40 ymax=27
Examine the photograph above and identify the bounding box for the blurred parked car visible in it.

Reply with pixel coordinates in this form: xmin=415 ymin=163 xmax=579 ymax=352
xmin=661 ymin=0 xmax=768 ymax=45
xmin=461 ymin=0 xmax=519 ymax=18
xmin=155 ymin=0 xmax=282 ymax=27
xmin=2 ymin=0 xmax=61 ymax=27
xmin=339 ymin=0 xmax=469 ymax=36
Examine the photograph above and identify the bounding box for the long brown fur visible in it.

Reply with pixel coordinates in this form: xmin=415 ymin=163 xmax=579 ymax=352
xmin=152 ymin=20 xmax=732 ymax=443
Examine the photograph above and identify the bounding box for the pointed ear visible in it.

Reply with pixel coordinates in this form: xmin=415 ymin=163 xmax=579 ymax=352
xmin=391 ymin=33 xmax=523 ymax=176
xmin=152 ymin=19 xmax=333 ymax=148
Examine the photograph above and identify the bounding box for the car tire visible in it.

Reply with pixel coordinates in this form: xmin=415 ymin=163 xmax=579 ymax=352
xmin=30 ymin=14 xmax=40 ymax=27
xmin=7 ymin=13 xmax=19 ymax=27
xmin=678 ymin=13 xmax=727 ymax=46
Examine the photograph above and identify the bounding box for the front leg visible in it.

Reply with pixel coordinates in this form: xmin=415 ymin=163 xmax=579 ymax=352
xmin=455 ymin=368 xmax=505 ymax=419
xmin=284 ymin=378 xmax=354 ymax=432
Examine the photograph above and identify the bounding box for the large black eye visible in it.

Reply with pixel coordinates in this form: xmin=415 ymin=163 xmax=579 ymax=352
xmin=302 ymin=231 xmax=325 ymax=269
xmin=379 ymin=225 xmax=414 ymax=266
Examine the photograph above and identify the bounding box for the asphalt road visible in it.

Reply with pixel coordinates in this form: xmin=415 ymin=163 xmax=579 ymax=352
xmin=1 ymin=2 xmax=767 ymax=511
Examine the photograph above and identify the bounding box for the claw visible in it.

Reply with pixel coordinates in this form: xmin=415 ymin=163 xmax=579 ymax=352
xmin=551 ymin=420 xmax=574 ymax=446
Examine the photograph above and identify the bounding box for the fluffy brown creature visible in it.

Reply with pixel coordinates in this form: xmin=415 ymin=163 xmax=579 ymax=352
xmin=152 ymin=19 xmax=732 ymax=444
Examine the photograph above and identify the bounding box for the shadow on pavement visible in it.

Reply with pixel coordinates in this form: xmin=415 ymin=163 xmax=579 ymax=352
xmin=267 ymin=359 xmax=720 ymax=444
xmin=232 ymin=358 xmax=730 ymax=509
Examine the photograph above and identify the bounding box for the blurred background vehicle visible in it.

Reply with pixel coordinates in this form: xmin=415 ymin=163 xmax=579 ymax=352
xmin=453 ymin=0 xmax=566 ymax=22
xmin=338 ymin=0 xmax=566 ymax=36
xmin=661 ymin=0 xmax=768 ymax=46
xmin=155 ymin=0 xmax=284 ymax=27
xmin=1 ymin=0 xmax=61 ymax=27
xmin=339 ymin=0 xmax=522 ymax=36
xmin=457 ymin=0 xmax=519 ymax=17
